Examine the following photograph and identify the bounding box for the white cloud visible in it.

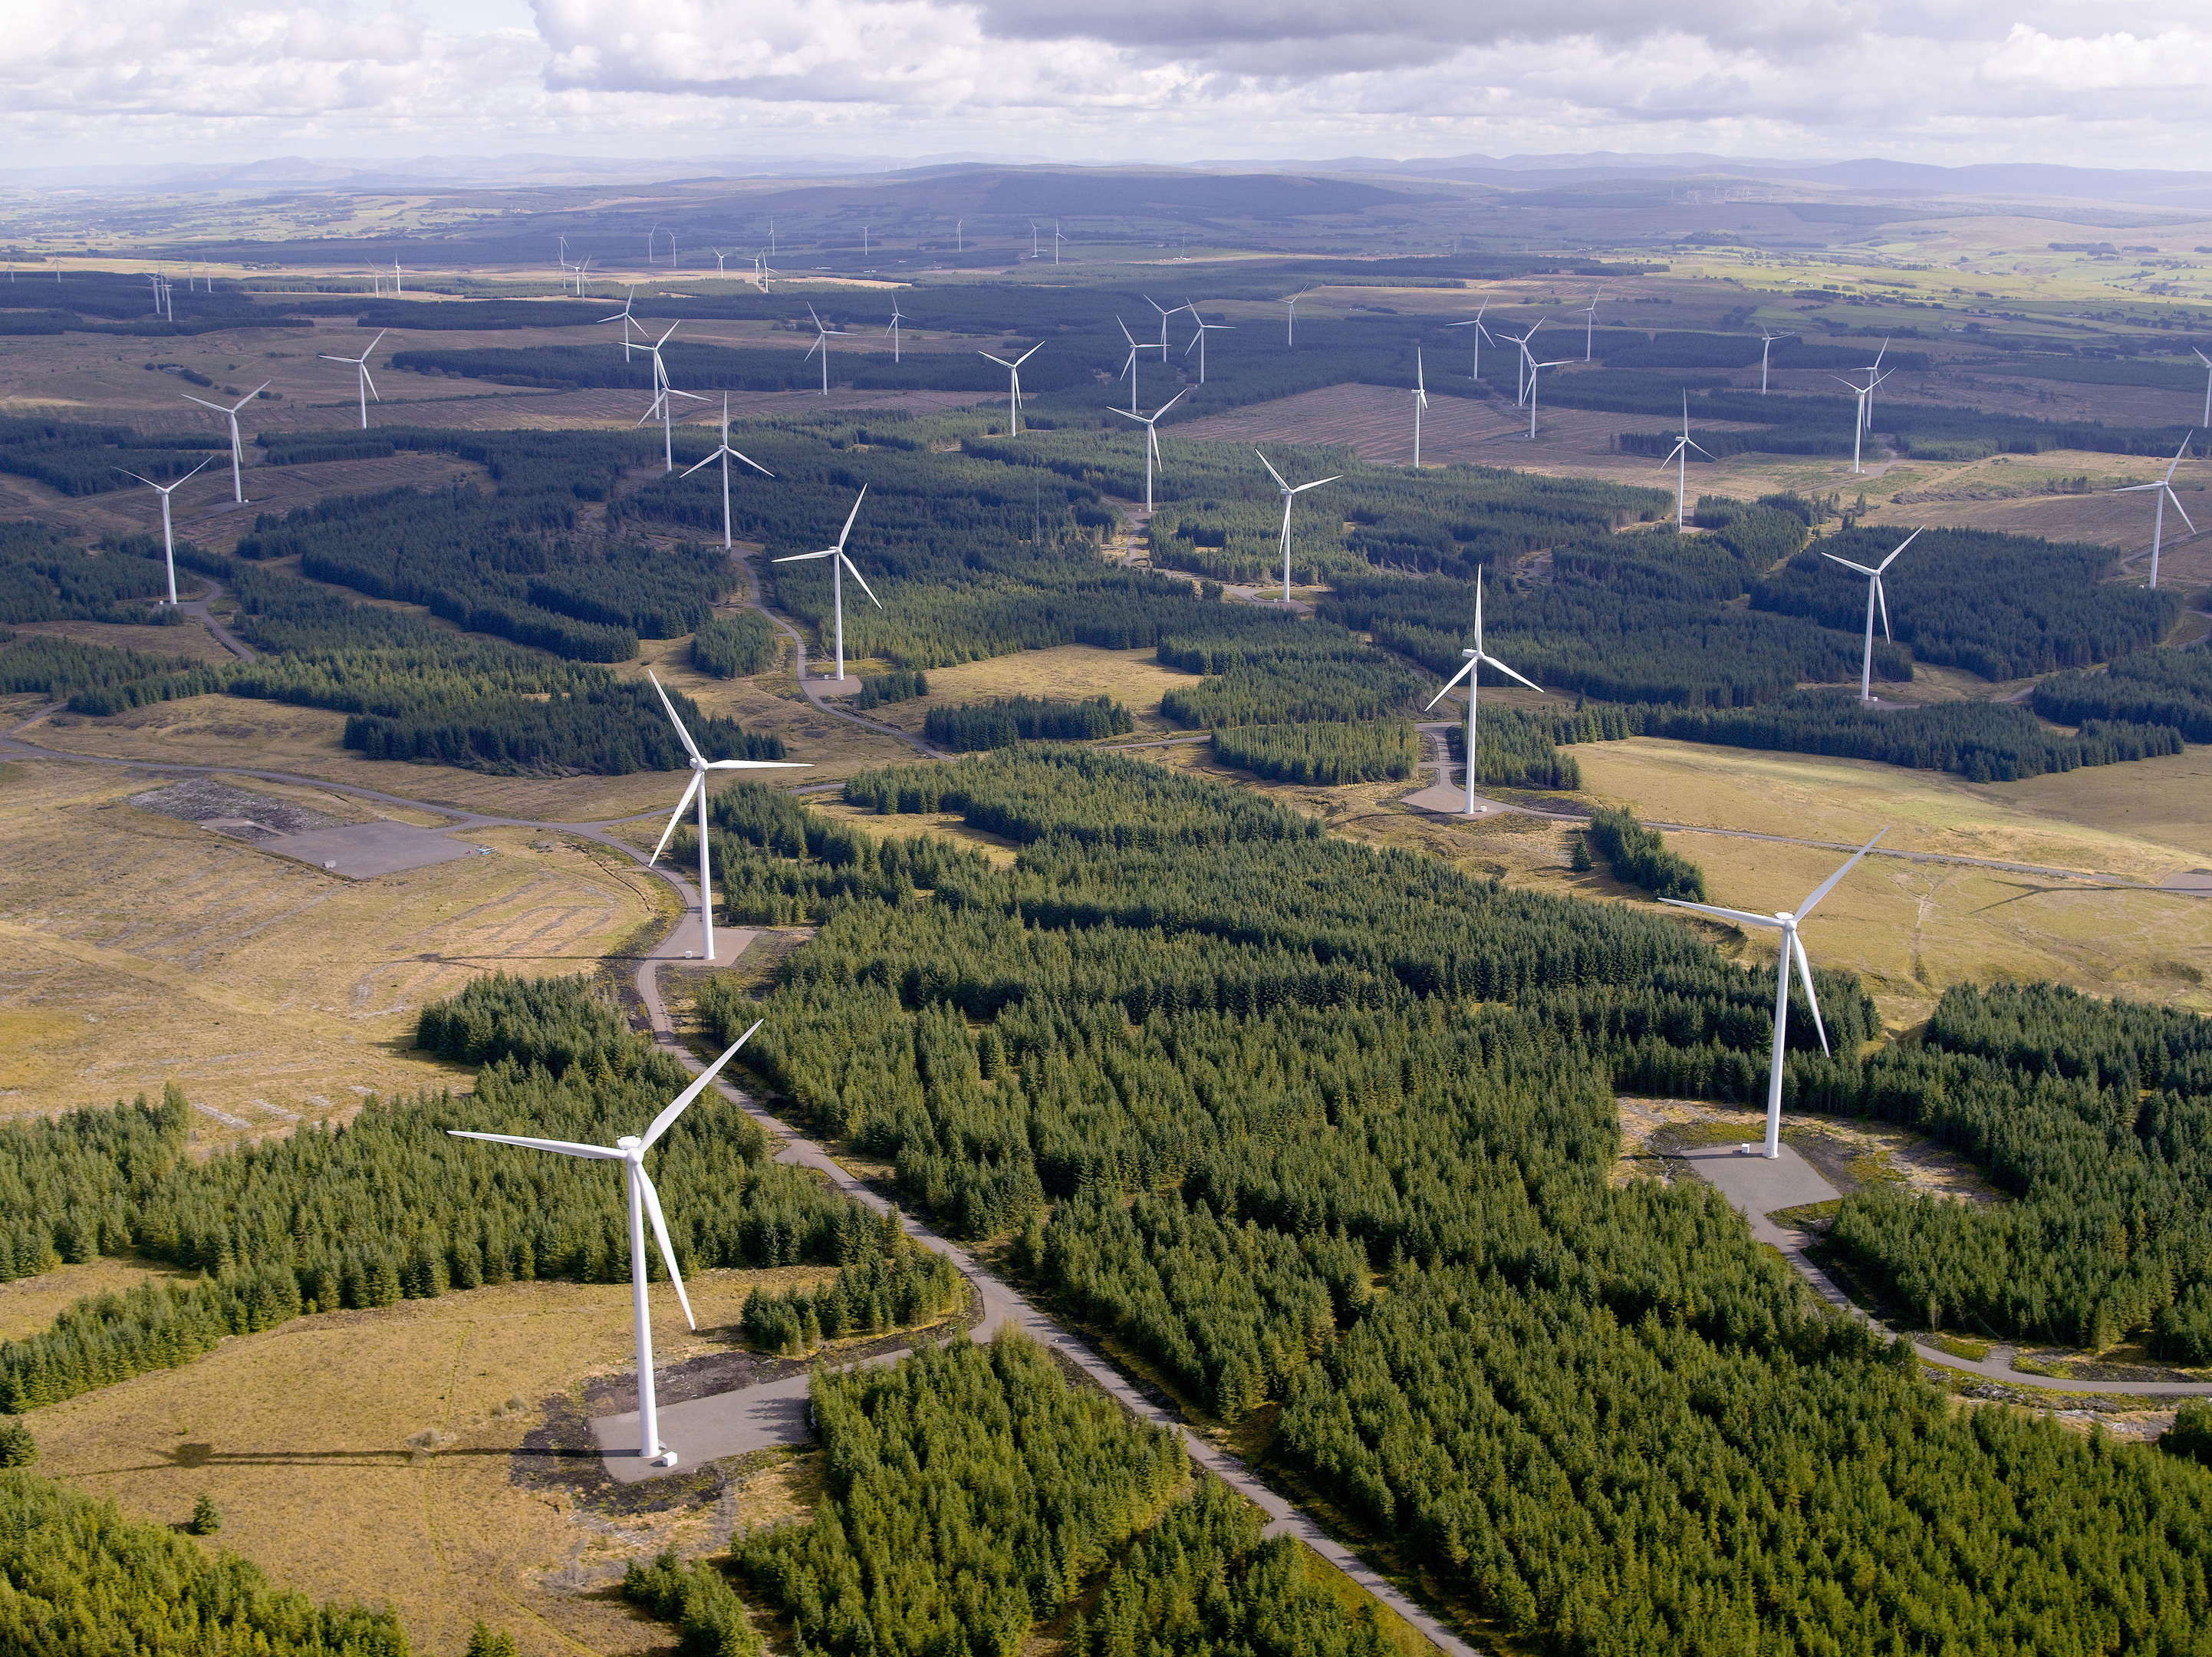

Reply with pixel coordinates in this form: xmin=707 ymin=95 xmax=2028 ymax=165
xmin=1 ymin=0 xmax=2208 ymax=171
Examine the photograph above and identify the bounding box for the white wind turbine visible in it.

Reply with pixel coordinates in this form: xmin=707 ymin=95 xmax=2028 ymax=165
xmin=1115 ymin=317 xmax=1156 ymax=417
xmin=1410 ymin=347 xmax=1430 ymax=467
xmin=318 ymin=329 xmax=387 ymax=430
xmin=681 ymin=394 xmax=774 ymax=548
xmin=390 ymin=258 xmax=403 ymax=295
xmin=978 ymin=341 xmax=1042 ymax=435
xmin=1183 ymin=301 xmax=1232 ymax=384
xmin=885 ymin=298 xmax=906 ymax=363
xmin=955 ymin=218 xmax=963 ymax=253
xmin=1144 ymin=296 xmax=1176 ymax=362
xmin=603 ymin=287 xmax=642 ymax=362
xmin=775 ymin=487 xmax=879 ymax=684
xmin=1524 ymin=350 xmax=1575 ymax=440
xmin=1759 ymin=328 xmax=1799 ymax=395
xmin=1657 ymin=390 xmax=1710 ymax=528
xmin=1832 ymin=371 xmax=1888 ymax=474
xmin=1661 ymin=831 xmax=1888 ymax=1161
xmin=2114 ymin=433 xmax=2196 ymax=590
xmin=646 ymin=670 xmax=810 ymax=961
xmin=1823 ymin=526 xmax=1923 ymax=702
xmin=1578 ymin=291 xmax=1603 ymax=361
xmin=1114 ymin=388 xmax=1187 ymax=514
xmin=182 ymin=380 xmax=272 ymax=505
xmin=448 ymin=1024 xmax=761 ymax=1468
xmin=1282 ymin=287 xmax=1310 ymax=347
xmin=1423 ymin=568 xmax=1540 ymax=815
xmin=1504 ymin=319 xmax=1548 ymax=407
xmin=1052 ymin=221 xmax=1065 ymax=265
xmin=804 ymin=304 xmax=845 ymax=397
xmin=574 ymin=258 xmax=594 ymax=297
xmin=114 ymin=458 xmax=212 ymax=605
xmin=1855 ymin=338 xmax=1890 ymax=430
xmin=2196 ymin=350 xmax=2211 ymax=426
xmin=1255 ymin=448 xmax=1340 ymax=602
xmin=1446 ymin=301 xmax=1494 ymax=382
xmin=637 ymin=322 xmax=709 ymax=472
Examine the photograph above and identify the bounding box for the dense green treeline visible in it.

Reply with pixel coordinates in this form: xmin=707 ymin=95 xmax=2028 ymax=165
xmin=1581 ymin=805 xmax=1707 ymax=900
xmin=855 ymin=667 xmax=927 ymax=707
xmin=0 ymin=522 xmax=186 ymax=623
xmin=1440 ymin=706 xmax=1584 ymax=789
xmin=1752 ymin=525 xmax=2177 ymax=679
xmin=739 ymin=1218 xmax=961 ymax=1356
xmin=924 ymin=693 xmax=1133 ymax=749
xmin=0 ymin=633 xmax=205 ymax=707
xmin=414 ymin=971 xmax=686 ymax=1089
xmin=691 ymin=611 xmax=779 ymax=677
xmin=0 ymin=1468 xmax=412 ymax=1656
xmin=1160 ymin=654 xmax=1421 ymax=728
xmin=688 ymin=779 xmax=994 ymax=926
xmin=1210 ymin=719 xmax=1420 ymax=784
xmin=2034 ymin=647 xmax=2212 ymax=741
xmin=620 ymin=1549 xmax=763 ymax=1657
xmin=0 ymin=414 xmax=221 ymax=496
xmin=732 ymin=1332 xmax=1185 ymax=1655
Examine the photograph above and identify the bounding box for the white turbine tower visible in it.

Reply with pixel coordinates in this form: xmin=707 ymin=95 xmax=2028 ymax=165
xmin=1446 ymin=301 xmax=1494 ymax=383
xmin=1053 ymin=221 xmax=1065 ymax=265
xmin=317 ymin=329 xmax=387 ymax=430
xmin=1424 ymin=568 xmax=1540 ymax=815
xmin=1657 ymin=390 xmax=1711 ymax=528
xmin=1759 ymin=328 xmax=1799 ymax=395
xmin=646 ymin=670 xmax=810 ymax=962
xmin=681 ymin=394 xmax=774 ymax=548
xmin=2196 ymin=350 xmax=2210 ymax=427
xmin=1254 ymin=448 xmax=1340 ymax=602
xmin=1524 ymin=351 xmax=1574 ymax=440
xmin=1115 ymin=317 xmax=1155 ymax=417
xmin=1505 ymin=319 xmax=1548 ymax=407
xmin=1114 ymin=388 xmax=1187 ymax=514
xmin=2114 ymin=433 xmax=2197 ymax=591
xmin=978 ymin=341 xmax=1042 ymax=435
xmin=182 ymin=381 xmax=272 ymax=505
xmin=1578 ymin=291 xmax=1604 ymax=361
xmin=114 ymin=458 xmax=212 ymax=605
xmin=885 ymin=298 xmax=906 ymax=363
xmin=1183 ymin=301 xmax=1232 ymax=384
xmin=390 ymin=258 xmax=403 ymax=295
xmin=1144 ymin=295 xmax=1176 ymax=362
xmin=447 ymin=1025 xmax=761 ymax=1468
xmin=637 ymin=322 xmax=709 ymax=472
xmin=1855 ymin=338 xmax=1890 ymax=430
xmin=775 ymin=487 xmax=879 ymax=685
xmin=1661 ymin=831 xmax=1888 ymax=1161
xmin=1410 ymin=347 xmax=1430 ymax=467
xmin=1282 ymin=287 xmax=1310 ymax=347
xmin=1832 ymin=371 xmax=1888 ymax=474
xmin=804 ymin=304 xmax=844 ymax=397
xmin=1822 ymin=526 xmax=1922 ymax=702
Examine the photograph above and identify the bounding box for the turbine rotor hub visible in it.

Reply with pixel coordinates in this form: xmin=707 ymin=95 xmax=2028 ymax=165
xmin=616 ymin=1135 xmax=644 ymax=1151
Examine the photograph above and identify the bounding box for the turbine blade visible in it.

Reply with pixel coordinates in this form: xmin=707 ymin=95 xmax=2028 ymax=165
xmin=979 ymin=352 xmax=1012 ymax=368
xmin=732 ymin=449 xmax=773 ymax=477
xmin=648 ymin=669 xmax=704 ymax=761
xmin=237 ymin=381 xmax=272 ymax=410
xmin=1796 ymin=828 xmax=1888 ymax=919
xmin=2169 ymin=489 xmax=2197 ymax=534
xmin=834 ymin=485 xmax=867 ymax=550
xmin=1659 ymin=898 xmax=1784 ymax=930
xmin=446 ymin=1130 xmax=624 ymax=1160
xmin=1423 ymin=657 xmax=1478 ymax=709
xmin=1291 ymin=474 xmax=1341 ymax=492
xmin=642 ymin=1024 xmax=761 ymax=1148
xmin=1014 ymin=341 xmax=1043 ymax=366
xmin=706 ymin=758 xmax=811 ymax=769
xmin=650 ymin=772 xmax=702 ymax=865
xmin=180 ymin=394 xmax=225 ymax=413
xmin=1253 ymin=448 xmax=1289 ymax=490
xmin=680 ymin=451 xmax=719 ymax=477
xmin=1876 ymin=578 xmax=1891 ymax=642
xmin=1822 ymin=553 xmax=1880 ymax=576
xmin=841 ymin=553 xmax=882 ymax=608
xmin=1878 ymin=526 xmax=1923 ymax=571
xmin=637 ymin=1169 xmax=694 ymax=1329
xmin=1792 ymin=932 xmax=1830 ymax=1057
xmin=1157 ymin=387 xmax=1187 ymax=417
xmin=1480 ymin=653 xmax=1542 ymax=693
xmin=772 ymin=548 xmax=835 ymax=562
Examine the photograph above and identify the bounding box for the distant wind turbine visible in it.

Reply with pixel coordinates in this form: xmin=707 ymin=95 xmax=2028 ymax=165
xmin=1446 ymin=301 xmax=1495 ymax=382
xmin=2114 ymin=433 xmax=2197 ymax=590
xmin=885 ymin=298 xmax=906 ymax=363
xmin=1053 ymin=221 xmax=1065 ymax=265
xmin=448 ymin=1024 xmax=762 ymax=1468
xmin=390 ymin=258 xmax=403 ymax=295
xmin=1855 ymin=338 xmax=1890 ymax=430
xmin=2194 ymin=349 xmax=2211 ymax=427
xmin=602 ymin=286 xmax=642 ymax=362
xmin=318 ymin=329 xmax=387 ymax=430
xmin=1424 ymin=568 xmax=1540 ymax=815
xmin=646 ymin=670 xmax=809 ymax=962
xmin=1578 ymin=291 xmax=1603 ymax=361
xmin=680 ymin=394 xmax=774 ymax=548
xmin=1143 ymin=295 xmax=1176 ymax=362
xmin=1759 ymin=328 xmax=1799 ymax=395
xmin=1823 ymin=527 xmax=1922 ymax=702
xmin=1282 ymin=287 xmax=1310 ymax=348
xmin=1183 ymin=301 xmax=1232 ymax=384
xmin=637 ymin=322 xmax=709 ymax=472
xmin=774 ymin=487 xmax=879 ymax=684
xmin=804 ymin=303 xmax=845 ymax=397
xmin=978 ymin=341 xmax=1042 ymax=435
xmin=113 ymin=458 xmax=212 ymax=605
xmin=182 ymin=381 xmax=272 ymax=505
xmin=1831 ymin=371 xmax=1888 ymax=473
xmin=1114 ymin=388 xmax=1187 ymax=514
xmin=1524 ymin=351 xmax=1575 ymax=439
xmin=1661 ymin=832 xmax=1888 ymax=1161
xmin=1115 ymin=317 xmax=1152 ymax=416
xmin=955 ymin=219 xmax=963 ymax=252
xmin=1410 ymin=347 xmax=1430 ymax=467
xmin=1657 ymin=390 xmax=1710 ymax=528
xmin=1254 ymin=448 xmax=1340 ymax=602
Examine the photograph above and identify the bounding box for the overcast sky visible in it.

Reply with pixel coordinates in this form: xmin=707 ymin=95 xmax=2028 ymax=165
xmin=7 ymin=0 xmax=2209 ymax=174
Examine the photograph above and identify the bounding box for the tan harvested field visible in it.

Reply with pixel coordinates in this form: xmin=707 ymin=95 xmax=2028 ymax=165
xmin=5 ymin=614 xmax=242 ymax=666
xmin=837 ymin=643 xmax=1201 ymax=740
xmin=25 ymin=1270 xmax=836 ymax=1657
xmin=0 ymin=759 xmax=672 ymax=1125
xmin=0 ymin=1255 xmax=191 ymax=1342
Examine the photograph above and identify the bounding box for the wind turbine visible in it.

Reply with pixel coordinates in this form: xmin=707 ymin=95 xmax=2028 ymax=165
xmin=574 ymin=257 xmax=594 ymax=296
xmin=1053 ymin=221 xmax=1065 ymax=265
xmin=602 ymin=287 xmax=642 ymax=362
xmin=1254 ymin=448 xmax=1340 ymax=602
xmin=885 ymin=298 xmax=906 ymax=363
xmin=1832 ymin=372 xmax=1888 ymax=474
xmin=1410 ymin=347 xmax=1430 ymax=467
xmin=645 ymin=670 xmax=810 ymax=962
xmin=114 ymin=458 xmax=212 ymax=605
xmin=1144 ymin=296 xmax=1177 ymax=362
xmin=637 ymin=322 xmax=708 ymax=472
xmin=955 ymin=219 xmax=963 ymax=252
xmin=1504 ymin=319 xmax=1548 ymax=407
xmin=1115 ymin=317 xmax=1154 ymax=416
xmin=1183 ymin=301 xmax=1232 ymax=384
xmin=680 ymin=394 xmax=774 ymax=548
xmin=1114 ymin=389 xmax=1187 ymax=514
xmin=1446 ymin=301 xmax=1494 ymax=382
xmin=1855 ymin=338 xmax=1890 ymax=430
xmin=2114 ymin=433 xmax=2197 ymax=590
xmin=978 ymin=341 xmax=1042 ymax=435
xmin=318 ymin=329 xmax=387 ymax=430
xmin=1660 ymin=832 xmax=1888 ymax=1161
xmin=803 ymin=303 xmax=845 ymax=397
xmin=447 ymin=1024 xmax=761 ymax=1468
xmin=390 ymin=258 xmax=403 ymax=295
xmin=1657 ymin=390 xmax=1710 ymax=528
xmin=1423 ymin=567 xmax=1540 ymax=815
xmin=1759 ymin=328 xmax=1799 ymax=395
xmin=774 ymin=487 xmax=879 ymax=684
xmin=2194 ymin=349 xmax=2210 ymax=427
xmin=1822 ymin=527 xmax=1922 ymax=701
xmin=1282 ymin=287 xmax=1310 ymax=347
xmin=1578 ymin=291 xmax=1604 ymax=361
xmin=182 ymin=381 xmax=272 ymax=505
xmin=1524 ymin=351 xmax=1574 ymax=439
